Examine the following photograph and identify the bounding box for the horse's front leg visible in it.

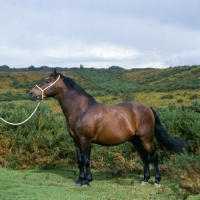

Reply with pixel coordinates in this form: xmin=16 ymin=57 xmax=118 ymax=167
xmin=81 ymin=138 xmax=92 ymax=187
xmin=75 ymin=148 xmax=85 ymax=186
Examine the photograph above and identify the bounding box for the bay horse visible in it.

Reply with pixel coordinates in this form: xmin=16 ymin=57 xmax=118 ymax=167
xmin=29 ymin=69 xmax=188 ymax=187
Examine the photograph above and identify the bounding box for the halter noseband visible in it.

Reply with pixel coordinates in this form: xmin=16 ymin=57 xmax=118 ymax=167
xmin=36 ymin=75 xmax=60 ymax=99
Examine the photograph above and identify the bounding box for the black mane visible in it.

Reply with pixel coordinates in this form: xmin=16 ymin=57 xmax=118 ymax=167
xmin=61 ymin=74 xmax=76 ymax=89
xmin=59 ymin=73 xmax=96 ymax=102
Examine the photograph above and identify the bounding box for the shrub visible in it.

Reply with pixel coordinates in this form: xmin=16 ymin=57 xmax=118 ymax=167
xmin=122 ymin=93 xmax=134 ymax=101
xmin=157 ymin=103 xmax=200 ymax=152
xmin=160 ymin=94 xmax=173 ymax=99
xmin=112 ymin=96 xmax=118 ymax=101
xmin=177 ymin=99 xmax=183 ymax=103
xmin=189 ymin=94 xmax=198 ymax=100
xmin=169 ymin=153 xmax=200 ymax=198
xmin=0 ymin=103 xmax=75 ymax=168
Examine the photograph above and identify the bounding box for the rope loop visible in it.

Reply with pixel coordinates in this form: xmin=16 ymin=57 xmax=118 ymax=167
xmin=0 ymin=75 xmax=60 ymax=126
xmin=0 ymin=101 xmax=41 ymax=126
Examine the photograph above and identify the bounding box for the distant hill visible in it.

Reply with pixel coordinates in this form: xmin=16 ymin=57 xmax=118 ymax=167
xmin=0 ymin=65 xmax=69 ymax=72
xmin=0 ymin=65 xmax=10 ymax=71
xmin=108 ymin=66 xmax=125 ymax=70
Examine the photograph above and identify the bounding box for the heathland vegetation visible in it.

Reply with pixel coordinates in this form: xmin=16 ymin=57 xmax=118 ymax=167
xmin=0 ymin=65 xmax=200 ymax=199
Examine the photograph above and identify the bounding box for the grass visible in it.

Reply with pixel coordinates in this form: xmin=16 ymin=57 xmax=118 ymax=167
xmin=0 ymin=167 xmax=188 ymax=200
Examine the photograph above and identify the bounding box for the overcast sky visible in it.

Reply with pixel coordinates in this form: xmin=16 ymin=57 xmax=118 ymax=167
xmin=0 ymin=0 xmax=200 ymax=69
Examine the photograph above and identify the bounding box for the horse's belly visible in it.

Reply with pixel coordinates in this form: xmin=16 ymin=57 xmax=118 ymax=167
xmin=92 ymin=123 xmax=134 ymax=146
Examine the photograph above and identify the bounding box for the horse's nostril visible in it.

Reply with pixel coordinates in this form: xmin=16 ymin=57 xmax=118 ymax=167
xmin=29 ymin=92 xmax=37 ymax=101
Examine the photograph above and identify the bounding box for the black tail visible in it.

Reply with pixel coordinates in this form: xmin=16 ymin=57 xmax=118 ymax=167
xmin=150 ymin=107 xmax=189 ymax=154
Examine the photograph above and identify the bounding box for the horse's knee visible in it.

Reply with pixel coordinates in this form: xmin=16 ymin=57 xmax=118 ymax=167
xmin=76 ymin=150 xmax=83 ymax=164
xmin=83 ymin=157 xmax=90 ymax=167
xmin=150 ymin=151 xmax=158 ymax=163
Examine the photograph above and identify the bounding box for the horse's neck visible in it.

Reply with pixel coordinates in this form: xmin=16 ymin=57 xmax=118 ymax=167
xmin=56 ymin=89 xmax=97 ymax=122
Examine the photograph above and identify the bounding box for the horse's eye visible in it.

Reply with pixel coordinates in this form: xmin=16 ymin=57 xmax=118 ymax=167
xmin=45 ymin=80 xmax=50 ymax=83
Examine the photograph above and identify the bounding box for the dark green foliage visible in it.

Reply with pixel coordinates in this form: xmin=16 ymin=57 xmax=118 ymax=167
xmin=169 ymin=153 xmax=200 ymax=198
xmin=67 ymin=65 xmax=200 ymax=94
xmin=121 ymin=93 xmax=134 ymax=101
xmin=11 ymin=77 xmax=43 ymax=90
xmin=156 ymin=102 xmax=200 ymax=152
xmin=189 ymin=94 xmax=198 ymax=100
xmin=188 ymin=100 xmax=200 ymax=112
xmin=0 ymin=93 xmax=29 ymax=101
xmin=68 ymin=68 xmax=146 ymax=97
xmin=160 ymin=94 xmax=173 ymax=99
xmin=155 ymin=103 xmax=200 ymax=197
xmin=177 ymin=99 xmax=183 ymax=103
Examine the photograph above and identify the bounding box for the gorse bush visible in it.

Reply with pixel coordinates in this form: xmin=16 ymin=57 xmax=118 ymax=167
xmin=0 ymin=103 xmax=75 ymax=169
xmin=169 ymin=153 xmax=200 ymax=198
xmin=177 ymin=98 xmax=183 ymax=103
xmin=189 ymin=94 xmax=198 ymax=100
xmin=156 ymin=103 xmax=200 ymax=197
xmin=157 ymin=102 xmax=200 ymax=152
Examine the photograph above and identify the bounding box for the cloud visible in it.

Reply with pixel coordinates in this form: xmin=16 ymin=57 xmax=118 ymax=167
xmin=0 ymin=0 xmax=200 ymax=69
xmin=37 ymin=44 xmax=142 ymax=68
xmin=165 ymin=48 xmax=200 ymax=66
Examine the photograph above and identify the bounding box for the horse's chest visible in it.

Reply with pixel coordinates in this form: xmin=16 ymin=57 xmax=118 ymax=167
xmin=67 ymin=119 xmax=90 ymax=139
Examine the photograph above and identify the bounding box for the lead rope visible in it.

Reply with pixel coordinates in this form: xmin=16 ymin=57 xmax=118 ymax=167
xmin=0 ymin=75 xmax=60 ymax=126
xmin=0 ymin=101 xmax=41 ymax=126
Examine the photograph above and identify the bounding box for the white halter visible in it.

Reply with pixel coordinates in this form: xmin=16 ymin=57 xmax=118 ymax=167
xmin=0 ymin=75 xmax=60 ymax=126
xmin=36 ymin=75 xmax=60 ymax=99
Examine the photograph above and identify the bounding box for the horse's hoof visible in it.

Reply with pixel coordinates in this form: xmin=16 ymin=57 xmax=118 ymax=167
xmin=75 ymin=180 xmax=82 ymax=187
xmin=82 ymin=183 xmax=90 ymax=187
xmin=141 ymin=181 xmax=148 ymax=186
xmin=81 ymin=180 xmax=90 ymax=187
xmin=154 ymin=183 xmax=161 ymax=188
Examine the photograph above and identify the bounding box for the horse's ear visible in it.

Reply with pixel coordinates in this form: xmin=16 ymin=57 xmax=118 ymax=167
xmin=52 ymin=68 xmax=57 ymax=76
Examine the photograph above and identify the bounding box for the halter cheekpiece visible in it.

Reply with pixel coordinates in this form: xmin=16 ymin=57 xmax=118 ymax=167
xmin=36 ymin=75 xmax=60 ymax=99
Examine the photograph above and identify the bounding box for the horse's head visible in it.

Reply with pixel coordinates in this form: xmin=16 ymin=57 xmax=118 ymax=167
xmin=29 ymin=69 xmax=60 ymax=101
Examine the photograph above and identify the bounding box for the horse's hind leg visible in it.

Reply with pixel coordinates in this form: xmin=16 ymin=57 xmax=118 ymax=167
xmin=131 ymin=135 xmax=150 ymax=184
xmin=140 ymin=135 xmax=161 ymax=186
xmin=150 ymin=150 xmax=161 ymax=186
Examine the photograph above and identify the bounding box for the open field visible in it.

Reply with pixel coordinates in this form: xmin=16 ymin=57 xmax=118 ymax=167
xmin=1 ymin=167 xmax=199 ymax=200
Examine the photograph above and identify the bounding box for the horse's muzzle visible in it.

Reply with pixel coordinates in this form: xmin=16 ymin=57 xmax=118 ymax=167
xmin=29 ymin=91 xmax=38 ymax=101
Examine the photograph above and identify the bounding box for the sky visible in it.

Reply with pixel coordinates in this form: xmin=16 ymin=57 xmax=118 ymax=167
xmin=0 ymin=0 xmax=200 ymax=69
